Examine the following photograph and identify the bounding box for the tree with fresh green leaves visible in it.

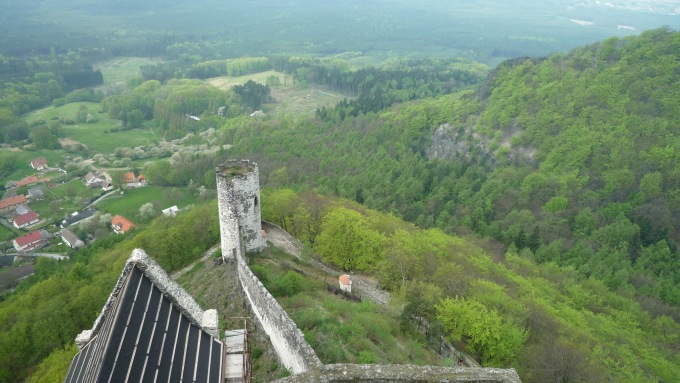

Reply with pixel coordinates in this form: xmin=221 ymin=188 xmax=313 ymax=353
xmin=436 ymin=297 xmax=526 ymax=366
xmin=314 ymin=207 xmax=385 ymax=271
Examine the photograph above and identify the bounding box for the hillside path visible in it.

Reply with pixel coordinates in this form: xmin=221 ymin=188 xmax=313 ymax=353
xmin=262 ymin=221 xmax=391 ymax=307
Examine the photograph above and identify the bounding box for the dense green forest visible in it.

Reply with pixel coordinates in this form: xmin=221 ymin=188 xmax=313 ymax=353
xmin=224 ymin=29 xmax=680 ymax=315
xmin=259 ymin=189 xmax=680 ymax=381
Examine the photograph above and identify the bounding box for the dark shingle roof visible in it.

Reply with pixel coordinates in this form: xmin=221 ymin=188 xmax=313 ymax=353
xmin=64 ymin=251 xmax=223 ymax=383
xmin=0 ymin=256 xmax=15 ymax=267
xmin=61 ymin=208 xmax=97 ymax=228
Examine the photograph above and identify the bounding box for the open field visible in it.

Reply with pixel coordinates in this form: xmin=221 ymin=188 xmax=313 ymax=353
xmin=206 ymin=70 xmax=293 ymax=89
xmin=206 ymin=71 xmax=346 ymax=116
xmin=95 ymin=57 xmax=165 ymax=88
xmin=269 ymin=86 xmax=345 ymax=116
xmin=24 ymin=102 xmax=158 ymax=153
xmin=97 ymin=186 xmax=196 ymax=221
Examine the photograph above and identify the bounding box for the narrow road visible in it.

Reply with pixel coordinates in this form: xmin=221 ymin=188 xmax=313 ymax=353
xmin=5 ymin=252 xmax=69 ymax=261
xmin=85 ymin=189 xmax=119 ymax=209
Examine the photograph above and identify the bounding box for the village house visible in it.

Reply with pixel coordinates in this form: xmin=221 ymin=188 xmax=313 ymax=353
xmin=16 ymin=175 xmax=50 ymax=188
xmin=16 ymin=175 xmax=39 ymax=187
xmin=84 ymin=171 xmax=107 ymax=189
xmin=13 ymin=230 xmax=47 ymax=252
xmin=0 ymin=195 xmax=27 ymax=213
xmin=28 ymin=186 xmax=45 ymax=200
xmin=161 ymin=205 xmax=179 ymax=217
xmin=30 ymin=157 xmax=48 ymax=170
xmin=122 ymin=172 xmax=146 ymax=187
xmin=339 ymin=274 xmax=352 ymax=293
xmin=61 ymin=229 xmax=84 ymax=249
xmin=13 ymin=211 xmax=39 ymax=229
xmin=61 ymin=208 xmax=97 ymax=228
xmin=111 ymin=215 xmax=136 ymax=234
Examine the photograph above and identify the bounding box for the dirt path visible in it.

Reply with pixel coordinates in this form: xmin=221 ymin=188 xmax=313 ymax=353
xmin=171 ymin=243 xmax=221 ymax=279
xmin=262 ymin=221 xmax=391 ymax=307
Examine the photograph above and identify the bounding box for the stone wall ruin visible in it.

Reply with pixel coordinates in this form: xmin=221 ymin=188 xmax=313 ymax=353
xmin=215 ymin=159 xmax=521 ymax=382
xmin=216 ymin=160 xmax=321 ymax=374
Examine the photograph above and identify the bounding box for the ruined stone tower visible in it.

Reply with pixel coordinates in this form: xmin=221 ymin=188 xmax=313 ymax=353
xmin=216 ymin=160 xmax=266 ymax=260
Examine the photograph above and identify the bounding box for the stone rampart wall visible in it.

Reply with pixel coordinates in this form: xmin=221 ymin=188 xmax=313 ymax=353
xmin=235 ymin=256 xmax=322 ymax=374
xmin=272 ymin=364 xmax=522 ymax=383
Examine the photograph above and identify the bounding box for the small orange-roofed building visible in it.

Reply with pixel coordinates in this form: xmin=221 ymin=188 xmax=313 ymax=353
xmin=111 ymin=215 xmax=136 ymax=234
xmin=0 ymin=195 xmax=27 ymax=212
xmin=339 ymin=274 xmax=352 ymax=293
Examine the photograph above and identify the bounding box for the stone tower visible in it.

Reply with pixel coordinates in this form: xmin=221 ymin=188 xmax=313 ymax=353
xmin=216 ymin=160 xmax=266 ymax=261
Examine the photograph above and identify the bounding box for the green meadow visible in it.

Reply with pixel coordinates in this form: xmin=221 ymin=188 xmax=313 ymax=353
xmin=96 ymin=186 xmax=196 ymax=221
xmin=25 ymin=102 xmax=158 ymax=153
xmin=96 ymin=57 xmax=166 ymax=88
xmin=0 ymin=225 xmax=21 ymax=243
xmin=0 ymin=150 xmax=65 ymax=182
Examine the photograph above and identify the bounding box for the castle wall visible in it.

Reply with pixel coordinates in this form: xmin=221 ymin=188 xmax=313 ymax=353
xmin=216 ymin=160 xmax=320 ymax=374
xmin=272 ymin=364 xmax=522 ymax=383
xmin=236 ymin=256 xmax=322 ymax=373
xmin=215 ymin=159 xmax=520 ymax=381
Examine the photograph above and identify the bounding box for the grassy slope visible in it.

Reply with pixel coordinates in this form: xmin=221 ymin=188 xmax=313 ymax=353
xmin=0 ymin=150 xmax=65 ymax=182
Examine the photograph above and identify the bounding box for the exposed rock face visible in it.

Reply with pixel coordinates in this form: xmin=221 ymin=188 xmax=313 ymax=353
xmin=427 ymin=123 xmax=536 ymax=169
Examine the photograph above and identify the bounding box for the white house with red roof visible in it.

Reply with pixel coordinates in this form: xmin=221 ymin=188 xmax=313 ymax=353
xmin=13 ymin=231 xmax=46 ymax=252
xmin=30 ymin=157 xmax=48 ymax=170
xmin=13 ymin=211 xmax=39 ymax=229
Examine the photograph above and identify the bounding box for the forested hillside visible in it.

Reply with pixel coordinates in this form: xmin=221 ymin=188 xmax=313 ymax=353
xmin=224 ymin=28 xmax=680 ymax=325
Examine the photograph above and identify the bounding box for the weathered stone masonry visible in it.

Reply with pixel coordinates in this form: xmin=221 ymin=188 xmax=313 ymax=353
xmin=216 ymin=160 xmax=266 ymax=260
xmin=216 ymin=160 xmax=322 ymax=374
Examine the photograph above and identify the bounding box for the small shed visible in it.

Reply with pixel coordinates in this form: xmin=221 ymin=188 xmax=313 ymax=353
xmin=339 ymin=274 xmax=352 ymax=293
xmin=161 ymin=205 xmax=179 ymax=217
xmin=28 ymin=186 xmax=45 ymax=200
